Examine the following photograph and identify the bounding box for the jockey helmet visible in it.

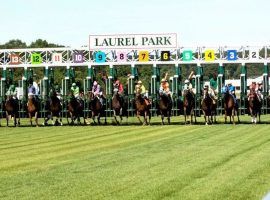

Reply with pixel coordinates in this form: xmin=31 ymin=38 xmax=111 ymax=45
xmin=93 ymin=81 xmax=98 ymax=86
xmin=184 ymin=79 xmax=189 ymax=84
xmin=258 ymin=80 xmax=263 ymax=85
xmin=72 ymin=83 xmax=76 ymax=87
xmin=161 ymin=78 xmax=166 ymax=83
xmin=115 ymin=80 xmax=120 ymax=84
xmin=138 ymin=80 xmax=142 ymax=84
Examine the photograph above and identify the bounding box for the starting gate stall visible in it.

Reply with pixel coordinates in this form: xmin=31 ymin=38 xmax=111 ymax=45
xmin=0 ymin=67 xmax=7 ymax=118
xmin=40 ymin=67 xmax=55 ymax=118
xmin=62 ymin=66 xmax=75 ymax=117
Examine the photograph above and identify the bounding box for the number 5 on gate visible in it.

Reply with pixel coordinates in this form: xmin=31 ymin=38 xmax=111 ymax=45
xmin=205 ymin=50 xmax=215 ymax=61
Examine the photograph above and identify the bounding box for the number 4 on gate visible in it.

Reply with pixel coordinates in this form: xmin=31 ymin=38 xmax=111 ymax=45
xmin=205 ymin=50 xmax=215 ymax=61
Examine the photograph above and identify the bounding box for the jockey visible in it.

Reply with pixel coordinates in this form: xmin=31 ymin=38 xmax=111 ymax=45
xmin=188 ymin=71 xmax=196 ymax=93
xmin=92 ymin=80 xmax=105 ymax=105
xmin=28 ymin=80 xmax=38 ymax=99
xmin=135 ymin=80 xmax=150 ymax=106
xmin=54 ymin=84 xmax=62 ymax=100
xmin=256 ymin=81 xmax=263 ymax=102
xmin=159 ymin=73 xmax=172 ymax=103
xmin=6 ymin=84 xmax=18 ymax=100
xmin=227 ymin=83 xmax=237 ymax=104
xmin=70 ymin=83 xmax=80 ymax=99
xmin=183 ymin=79 xmax=193 ymax=94
xmin=209 ymin=74 xmax=218 ymax=103
xmin=247 ymin=82 xmax=256 ymax=101
xmin=113 ymin=79 xmax=124 ymax=95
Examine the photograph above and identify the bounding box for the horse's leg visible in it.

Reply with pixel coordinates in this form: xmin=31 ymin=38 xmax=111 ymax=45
xmin=203 ymin=112 xmax=207 ymax=125
xmin=97 ymin=113 xmax=101 ymax=125
xmin=29 ymin=113 xmax=33 ymax=127
xmin=144 ymin=111 xmax=147 ymax=125
xmin=167 ymin=110 xmax=171 ymax=125
xmin=232 ymin=109 xmax=235 ymax=125
xmin=184 ymin=108 xmax=187 ymax=125
xmin=6 ymin=112 xmax=9 ymax=127
xmin=59 ymin=112 xmax=63 ymax=126
xmin=120 ymin=108 xmax=123 ymax=123
xmin=113 ymin=110 xmax=119 ymax=125
xmin=35 ymin=112 xmax=39 ymax=127
xmin=137 ymin=111 xmax=143 ymax=125
xmin=161 ymin=112 xmax=164 ymax=125
xmin=224 ymin=110 xmax=227 ymax=124
xmin=249 ymin=107 xmax=253 ymax=123
xmin=14 ymin=115 xmax=17 ymax=127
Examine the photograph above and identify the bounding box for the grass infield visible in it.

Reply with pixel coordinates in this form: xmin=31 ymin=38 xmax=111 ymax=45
xmin=1 ymin=115 xmax=270 ymax=200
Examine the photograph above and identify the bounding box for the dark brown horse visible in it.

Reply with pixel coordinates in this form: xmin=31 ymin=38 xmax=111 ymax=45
xmin=87 ymin=91 xmax=106 ymax=125
xmin=67 ymin=93 xmax=86 ymax=125
xmin=134 ymin=94 xmax=151 ymax=125
xmin=158 ymin=93 xmax=172 ymax=125
xmin=112 ymin=89 xmax=126 ymax=124
xmin=201 ymin=90 xmax=216 ymax=125
xmin=44 ymin=90 xmax=62 ymax=126
xmin=183 ymin=90 xmax=196 ymax=124
xmin=223 ymin=90 xmax=240 ymax=124
xmin=248 ymin=90 xmax=261 ymax=124
xmin=27 ymin=95 xmax=39 ymax=127
xmin=5 ymin=95 xmax=20 ymax=127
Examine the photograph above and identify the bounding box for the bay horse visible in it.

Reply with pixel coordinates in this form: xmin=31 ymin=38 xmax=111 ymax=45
xmin=112 ymin=89 xmax=126 ymax=124
xmin=67 ymin=93 xmax=86 ymax=125
xmin=201 ymin=90 xmax=216 ymax=125
xmin=44 ymin=90 xmax=62 ymax=126
xmin=87 ymin=91 xmax=107 ymax=125
xmin=5 ymin=95 xmax=20 ymax=127
xmin=27 ymin=95 xmax=39 ymax=127
xmin=248 ymin=90 xmax=261 ymax=124
xmin=134 ymin=93 xmax=151 ymax=125
xmin=158 ymin=93 xmax=172 ymax=125
xmin=183 ymin=89 xmax=196 ymax=124
xmin=223 ymin=90 xmax=240 ymax=124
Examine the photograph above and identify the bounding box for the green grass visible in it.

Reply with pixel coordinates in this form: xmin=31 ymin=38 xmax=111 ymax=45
xmin=1 ymin=116 xmax=270 ymax=200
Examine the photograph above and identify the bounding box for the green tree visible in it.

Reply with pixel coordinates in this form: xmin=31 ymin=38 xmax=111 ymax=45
xmin=0 ymin=39 xmax=27 ymax=49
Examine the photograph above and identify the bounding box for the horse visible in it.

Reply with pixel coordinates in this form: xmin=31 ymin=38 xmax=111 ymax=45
xmin=87 ymin=91 xmax=107 ymax=125
xmin=183 ymin=89 xmax=196 ymax=124
xmin=27 ymin=95 xmax=39 ymax=127
xmin=44 ymin=90 xmax=62 ymax=126
xmin=158 ymin=93 xmax=172 ymax=125
xmin=111 ymin=89 xmax=126 ymax=125
xmin=67 ymin=93 xmax=86 ymax=125
xmin=134 ymin=93 xmax=151 ymax=125
xmin=5 ymin=95 xmax=20 ymax=127
xmin=201 ymin=90 xmax=216 ymax=125
xmin=248 ymin=90 xmax=261 ymax=124
xmin=223 ymin=90 xmax=240 ymax=124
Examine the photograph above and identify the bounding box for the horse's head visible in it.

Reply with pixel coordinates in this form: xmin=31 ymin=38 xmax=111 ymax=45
xmin=87 ymin=91 xmax=94 ymax=100
xmin=113 ymin=88 xmax=119 ymax=96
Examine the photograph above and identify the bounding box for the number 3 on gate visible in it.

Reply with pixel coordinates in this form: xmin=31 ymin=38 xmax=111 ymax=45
xmin=205 ymin=50 xmax=215 ymax=61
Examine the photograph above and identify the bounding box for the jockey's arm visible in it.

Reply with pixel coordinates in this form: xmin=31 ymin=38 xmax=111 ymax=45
xmin=141 ymin=85 xmax=146 ymax=94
